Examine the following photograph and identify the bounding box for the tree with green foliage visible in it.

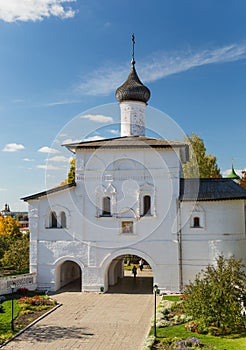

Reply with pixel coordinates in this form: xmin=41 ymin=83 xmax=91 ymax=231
xmin=67 ymin=158 xmax=76 ymax=184
xmin=0 ymin=233 xmax=29 ymax=271
xmin=0 ymin=234 xmax=11 ymax=260
xmin=183 ymin=255 xmax=246 ymax=335
xmin=182 ymin=133 xmax=221 ymax=178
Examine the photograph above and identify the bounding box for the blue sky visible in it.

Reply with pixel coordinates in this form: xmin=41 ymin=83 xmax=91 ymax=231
xmin=0 ymin=0 xmax=246 ymax=211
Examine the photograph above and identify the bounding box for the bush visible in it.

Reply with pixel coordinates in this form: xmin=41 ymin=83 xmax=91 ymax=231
xmin=151 ymin=299 xmax=192 ymax=329
xmin=183 ymin=255 xmax=246 ymax=335
xmin=185 ymin=320 xmax=209 ymax=334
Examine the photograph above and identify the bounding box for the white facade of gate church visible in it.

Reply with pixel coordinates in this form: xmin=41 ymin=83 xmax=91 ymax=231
xmin=22 ymin=55 xmax=246 ymax=294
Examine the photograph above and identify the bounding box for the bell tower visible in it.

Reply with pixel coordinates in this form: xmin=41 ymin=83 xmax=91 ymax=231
xmin=115 ymin=34 xmax=151 ymax=137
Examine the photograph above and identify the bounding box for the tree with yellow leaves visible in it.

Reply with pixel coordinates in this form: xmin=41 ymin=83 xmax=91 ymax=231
xmin=0 ymin=215 xmax=21 ymax=238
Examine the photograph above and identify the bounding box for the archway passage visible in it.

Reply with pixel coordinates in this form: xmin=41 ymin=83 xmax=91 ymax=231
xmin=57 ymin=260 xmax=82 ymax=292
xmin=107 ymin=255 xmax=153 ymax=294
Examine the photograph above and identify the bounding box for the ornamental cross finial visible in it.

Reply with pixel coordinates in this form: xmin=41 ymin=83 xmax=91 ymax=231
xmin=131 ymin=33 xmax=135 ymax=66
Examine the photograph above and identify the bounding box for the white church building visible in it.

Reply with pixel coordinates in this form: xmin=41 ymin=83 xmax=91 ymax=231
xmin=22 ymin=45 xmax=246 ymax=294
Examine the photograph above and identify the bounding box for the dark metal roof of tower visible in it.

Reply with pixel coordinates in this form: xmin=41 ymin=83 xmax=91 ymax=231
xmin=115 ymin=34 xmax=150 ymax=104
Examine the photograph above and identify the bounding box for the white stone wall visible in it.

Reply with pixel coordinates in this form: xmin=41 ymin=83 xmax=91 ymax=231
xmin=0 ymin=273 xmax=37 ymax=295
xmin=120 ymin=101 xmax=146 ymax=136
xmin=180 ymin=200 xmax=246 ymax=286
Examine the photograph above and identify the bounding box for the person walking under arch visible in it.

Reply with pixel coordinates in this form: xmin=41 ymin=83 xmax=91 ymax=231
xmin=132 ymin=265 xmax=137 ymax=279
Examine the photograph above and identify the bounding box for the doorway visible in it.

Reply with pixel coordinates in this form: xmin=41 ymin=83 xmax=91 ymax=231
xmin=56 ymin=260 xmax=82 ymax=291
xmin=107 ymin=254 xmax=153 ymax=294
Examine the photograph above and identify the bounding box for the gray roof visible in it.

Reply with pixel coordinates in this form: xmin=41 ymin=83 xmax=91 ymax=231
xmin=64 ymin=136 xmax=189 ymax=154
xmin=21 ymin=182 xmax=76 ymax=202
xmin=180 ymin=178 xmax=246 ymax=201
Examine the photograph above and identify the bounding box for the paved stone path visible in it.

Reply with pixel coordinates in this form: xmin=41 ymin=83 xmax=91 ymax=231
xmin=2 ymin=271 xmax=157 ymax=350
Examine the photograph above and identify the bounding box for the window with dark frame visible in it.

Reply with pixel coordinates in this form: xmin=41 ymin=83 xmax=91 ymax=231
xmin=51 ymin=211 xmax=57 ymax=228
xmin=193 ymin=216 xmax=200 ymax=228
xmin=102 ymin=196 xmax=111 ymax=216
xmin=143 ymin=195 xmax=151 ymax=216
xmin=60 ymin=211 xmax=66 ymax=228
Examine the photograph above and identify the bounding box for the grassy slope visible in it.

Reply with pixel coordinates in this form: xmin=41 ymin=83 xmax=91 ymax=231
xmin=155 ymin=296 xmax=246 ymax=349
xmin=155 ymin=324 xmax=246 ymax=350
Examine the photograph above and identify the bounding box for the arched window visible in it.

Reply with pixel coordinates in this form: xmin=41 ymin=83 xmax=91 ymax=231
xmin=143 ymin=195 xmax=151 ymax=216
xmin=60 ymin=211 xmax=66 ymax=228
xmin=51 ymin=211 xmax=57 ymax=228
xmin=102 ymin=196 xmax=111 ymax=216
xmin=193 ymin=217 xmax=200 ymax=228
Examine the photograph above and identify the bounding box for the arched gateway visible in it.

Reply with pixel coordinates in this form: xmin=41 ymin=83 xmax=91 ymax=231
xmin=101 ymin=249 xmax=157 ymax=293
xmin=54 ymin=258 xmax=83 ymax=291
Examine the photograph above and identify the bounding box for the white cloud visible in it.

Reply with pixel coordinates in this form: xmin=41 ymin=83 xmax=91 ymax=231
xmin=0 ymin=188 xmax=7 ymax=191
xmin=80 ymin=114 xmax=113 ymax=123
xmin=109 ymin=129 xmax=120 ymax=135
xmin=78 ymin=67 xmax=127 ymax=96
xmin=83 ymin=135 xmax=104 ymax=142
xmin=62 ymin=138 xmax=82 ymax=144
xmin=77 ymin=43 xmax=246 ymax=96
xmin=23 ymin=158 xmax=34 ymax=162
xmin=49 ymin=155 xmax=69 ymax=162
xmin=139 ymin=44 xmax=246 ymax=83
xmin=38 ymin=146 xmax=59 ymax=154
xmin=0 ymin=0 xmax=77 ymax=22
xmin=46 ymin=99 xmax=80 ymax=106
xmin=37 ymin=164 xmax=60 ymax=170
xmin=2 ymin=143 xmax=25 ymax=152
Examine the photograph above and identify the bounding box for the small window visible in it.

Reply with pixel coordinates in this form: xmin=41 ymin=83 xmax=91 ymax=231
xmin=102 ymin=196 xmax=111 ymax=216
xmin=60 ymin=211 xmax=66 ymax=228
xmin=51 ymin=211 xmax=57 ymax=228
xmin=143 ymin=195 xmax=151 ymax=216
xmin=193 ymin=217 xmax=200 ymax=228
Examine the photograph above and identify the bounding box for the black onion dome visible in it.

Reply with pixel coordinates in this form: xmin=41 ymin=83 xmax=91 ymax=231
xmin=115 ymin=64 xmax=150 ymax=104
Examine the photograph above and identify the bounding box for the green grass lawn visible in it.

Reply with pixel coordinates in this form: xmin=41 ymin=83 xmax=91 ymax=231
xmin=124 ymin=264 xmax=133 ymax=271
xmin=0 ymin=292 xmax=56 ymax=345
xmin=151 ymin=296 xmax=246 ymax=349
xmin=151 ymin=323 xmax=246 ymax=350
xmin=0 ymin=298 xmax=20 ymax=342
xmin=162 ymin=295 xmax=180 ymax=302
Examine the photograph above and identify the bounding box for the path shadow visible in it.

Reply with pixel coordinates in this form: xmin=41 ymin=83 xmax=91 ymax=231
xmin=107 ymin=276 xmax=153 ymax=294
xmin=50 ymin=278 xmax=81 ymax=295
xmin=14 ymin=325 xmax=94 ymax=343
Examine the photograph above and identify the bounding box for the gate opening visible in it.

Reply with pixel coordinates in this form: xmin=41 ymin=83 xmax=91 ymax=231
xmin=56 ymin=260 xmax=82 ymax=292
xmin=107 ymin=254 xmax=153 ymax=294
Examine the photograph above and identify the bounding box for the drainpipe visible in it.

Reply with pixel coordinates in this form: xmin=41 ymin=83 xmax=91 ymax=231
xmin=177 ymin=199 xmax=183 ymax=293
